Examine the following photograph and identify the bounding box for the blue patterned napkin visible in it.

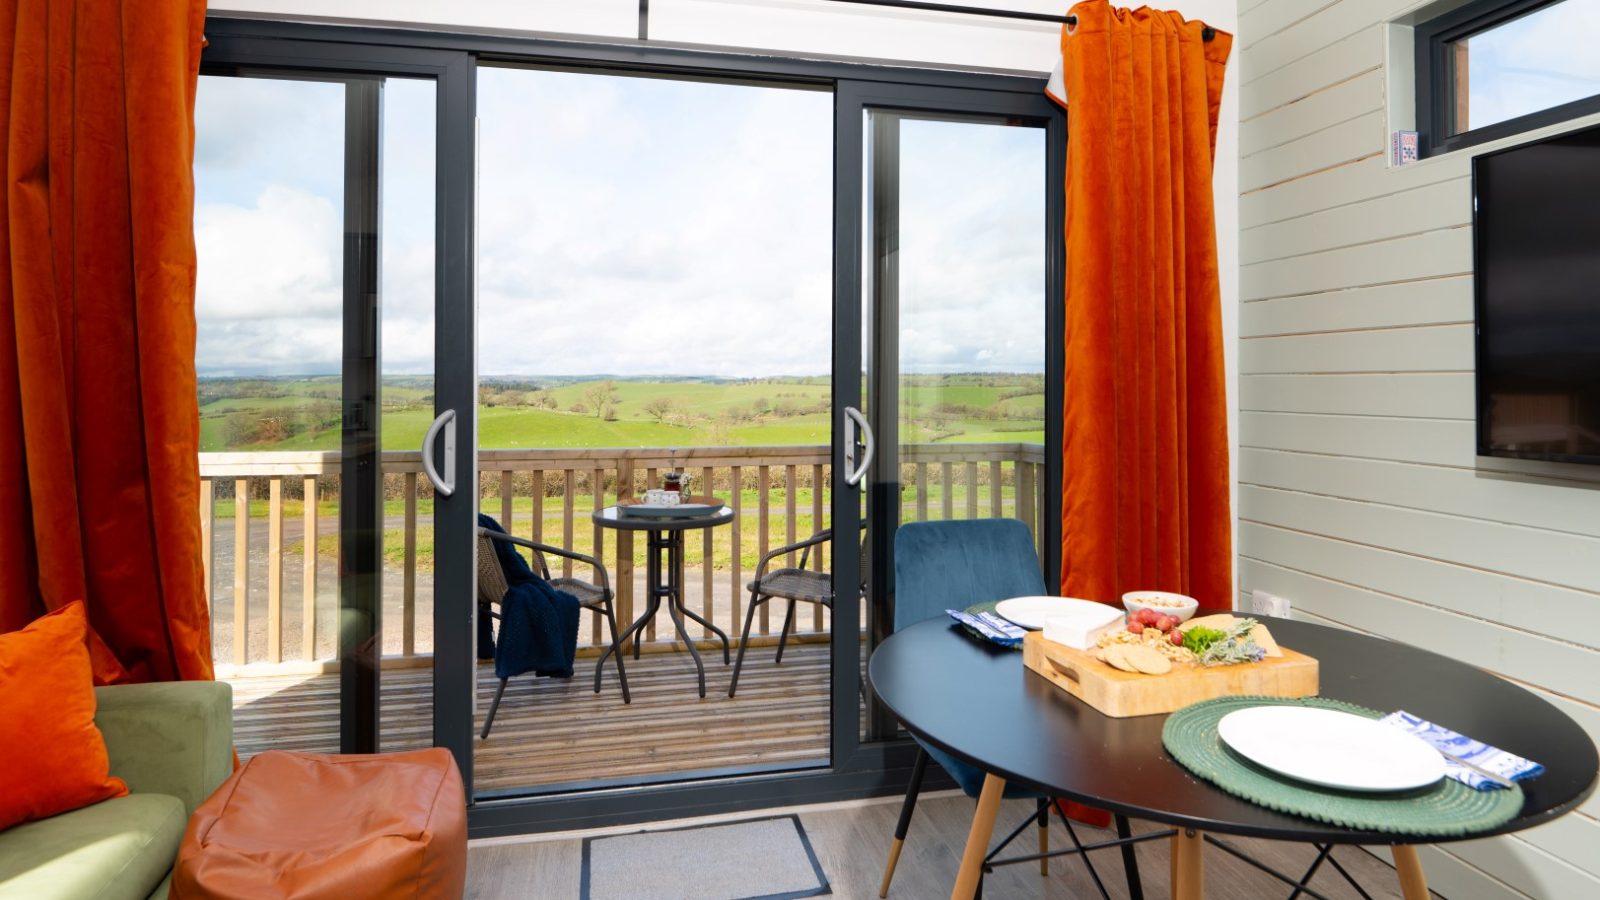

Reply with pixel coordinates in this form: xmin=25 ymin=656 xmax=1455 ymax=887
xmin=1381 ymin=710 xmax=1544 ymax=791
xmin=947 ymin=609 xmax=1025 ymax=648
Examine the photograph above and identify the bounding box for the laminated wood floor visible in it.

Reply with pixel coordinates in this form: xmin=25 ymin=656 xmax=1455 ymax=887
xmin=467 ymin=793 xmax=1439 ymax=899
xmin=227 ymin=640 xmax=832 ymax=793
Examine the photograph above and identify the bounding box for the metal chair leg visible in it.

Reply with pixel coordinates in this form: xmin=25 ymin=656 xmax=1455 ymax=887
xmin=595 ymin=601 xmax=631 ymax=704
xmin=775 ymin=598 xmax=798 ymax=664
xmin=1055 ymin=804 xmax=1112 ymax=900
xmin=1115 ymin=814 xmax=1144 ymax=900
xmin=879 ymin=746 xmax=930 ymax=898
xmin=727 ymin=590 xmax=765 ymax=698
xmin=480 ymin=677 xmax=509 ymax=740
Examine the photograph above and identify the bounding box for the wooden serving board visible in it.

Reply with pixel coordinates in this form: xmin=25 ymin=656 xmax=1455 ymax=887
xmin=1022 ymin=631 xmax=1319 ymax=718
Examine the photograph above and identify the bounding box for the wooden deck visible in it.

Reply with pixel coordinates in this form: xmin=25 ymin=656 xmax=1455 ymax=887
xmin=229 ymin=639 xmax=832 ymax=794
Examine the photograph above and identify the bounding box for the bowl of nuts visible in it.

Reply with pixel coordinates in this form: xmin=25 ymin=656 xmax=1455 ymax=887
xmin=1121 ymin=590 xmax=1199 ymax=624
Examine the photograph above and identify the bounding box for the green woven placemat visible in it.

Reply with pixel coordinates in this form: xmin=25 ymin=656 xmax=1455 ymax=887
xmin=1163 ymin=696 xmax=1524 ymax=837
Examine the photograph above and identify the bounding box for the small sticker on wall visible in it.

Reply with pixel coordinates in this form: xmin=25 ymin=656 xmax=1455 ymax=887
xmin=1391 ymin=130 xmax=1419 ymax=166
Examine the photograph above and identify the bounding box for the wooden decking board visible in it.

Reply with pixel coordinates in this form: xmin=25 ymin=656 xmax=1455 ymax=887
xmin=227 ymin=642 xmax=832 ymax=792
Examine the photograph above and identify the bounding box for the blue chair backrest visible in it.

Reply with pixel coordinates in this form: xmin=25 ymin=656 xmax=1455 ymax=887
xmin=892 ymin=519 xmax=1048 ymax=632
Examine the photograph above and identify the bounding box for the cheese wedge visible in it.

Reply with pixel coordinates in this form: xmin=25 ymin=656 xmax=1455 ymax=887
xmin=1041 ymin=606 xmax=1125 ymax=650
xmin=1178 ymin=613 xmax=1238 ymax=633
xmin=1250 ymin=623 xmax=1283 ymax=658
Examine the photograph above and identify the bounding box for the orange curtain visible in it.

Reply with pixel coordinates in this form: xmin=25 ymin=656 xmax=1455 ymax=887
xmin=0 ymin=0 xmax=213 ymax=684
xmin=1051 ymin=2 xmax=1233 ymax=609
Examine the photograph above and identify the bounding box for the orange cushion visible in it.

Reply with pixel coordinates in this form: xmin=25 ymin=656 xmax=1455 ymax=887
xmin=173 ymin=748 xmax=466 ymax=900
xmin=0 ymin=601 xmax=129 ymax=831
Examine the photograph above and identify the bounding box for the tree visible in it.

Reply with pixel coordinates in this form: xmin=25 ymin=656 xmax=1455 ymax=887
xmin=642 ymin=396 xmax=677 ymax=423
xmin=581 ymin=380 xmax=618 ymax=419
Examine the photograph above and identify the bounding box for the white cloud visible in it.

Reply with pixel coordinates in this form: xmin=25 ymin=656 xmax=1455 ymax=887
xmin=194 ymin=76 xmax=438 ymax=376
xmin=474 ymin=67 xmax=835 ymax=377
xmin=196 ymin=185 xmax=342 ymax=322
xmin=193 ymin=69 xmax=1050 ymax=379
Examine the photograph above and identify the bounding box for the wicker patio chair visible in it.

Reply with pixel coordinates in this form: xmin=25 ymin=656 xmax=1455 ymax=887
xmin=477 ymin=527 xmax=630 ymax=739
xmin=727 ymin=527 xmax=852 ymax=698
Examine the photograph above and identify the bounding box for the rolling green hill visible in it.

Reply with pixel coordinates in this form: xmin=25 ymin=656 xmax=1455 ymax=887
xmin=198 ymin=374 xmax=1043 ymax=452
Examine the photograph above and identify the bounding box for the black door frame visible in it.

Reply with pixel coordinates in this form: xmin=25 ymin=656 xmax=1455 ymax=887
xmin=837 ymin=82 xmax=1065 ymax=746
xmin=203 ymin=16 xmax=1061 ymax=839
xmin=199 ymin=35 xmax=478 ymax=774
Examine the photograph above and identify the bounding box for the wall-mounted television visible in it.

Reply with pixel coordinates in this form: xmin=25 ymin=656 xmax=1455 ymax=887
xmin=1473 ymin=122 xmax=1600 ymax=465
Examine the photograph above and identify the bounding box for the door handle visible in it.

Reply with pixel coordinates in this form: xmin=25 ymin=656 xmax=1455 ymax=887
xmin=843 ymin=406 xmax=874 ymax=487
xmin=421 ymin=409 xmax=457 ymax=498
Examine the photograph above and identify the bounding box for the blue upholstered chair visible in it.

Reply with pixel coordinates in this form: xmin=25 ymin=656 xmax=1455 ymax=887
xmin=879 ymin=519 xmax=1126 ymax=899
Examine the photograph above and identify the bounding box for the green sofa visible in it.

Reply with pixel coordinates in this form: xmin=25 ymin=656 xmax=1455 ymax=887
xmin=0 ymin=681 xmax=233 ymax=900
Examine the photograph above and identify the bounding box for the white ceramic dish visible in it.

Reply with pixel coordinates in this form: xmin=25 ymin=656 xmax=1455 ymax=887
xmin=1121 ymin=590 xmax=1199 ymax=623
xmin=1217 ymin=706 xmax=1447 ymax=793
xmin=994 ymin=596 xmax=1115 ymax=631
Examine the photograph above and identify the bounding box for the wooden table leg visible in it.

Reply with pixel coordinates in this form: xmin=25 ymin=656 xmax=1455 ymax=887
xmin=951 ymin=774 xmax=1006 ymax=900
xmin=1171 ymin=828 xmax=1204 ymax=900
xmin=1393 ymin=845 xmax=1429 ymax=900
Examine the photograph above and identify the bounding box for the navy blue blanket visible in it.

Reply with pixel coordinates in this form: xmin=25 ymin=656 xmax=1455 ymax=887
xmin=479 ymin=514 xmax=581 ymax=680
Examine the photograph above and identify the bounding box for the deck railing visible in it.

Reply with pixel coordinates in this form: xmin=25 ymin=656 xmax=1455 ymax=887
xmin=200 ymin=443 xmax=1046 ymax=674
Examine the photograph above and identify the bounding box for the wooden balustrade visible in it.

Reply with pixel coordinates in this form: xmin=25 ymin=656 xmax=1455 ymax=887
xmin=198 ymin=443 xmax=1046 ymax=674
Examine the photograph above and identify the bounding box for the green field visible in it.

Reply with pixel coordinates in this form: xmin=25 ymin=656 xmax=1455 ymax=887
xmin=203 ymin=374 xmax=1044 ymax=574
xmin=199 ymin=374 xmax=1044 ymax=452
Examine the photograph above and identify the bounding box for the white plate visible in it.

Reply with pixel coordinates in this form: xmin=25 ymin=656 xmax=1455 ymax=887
xmin=994 ymin=596 xmax=1116 ymax=631
xmin=1217 ymin=706 xmax=1446 ymax=793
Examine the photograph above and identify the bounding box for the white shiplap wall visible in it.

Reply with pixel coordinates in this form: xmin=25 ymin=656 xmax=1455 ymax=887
xmin=1237 ymin=1 xmax=1600 ymax=897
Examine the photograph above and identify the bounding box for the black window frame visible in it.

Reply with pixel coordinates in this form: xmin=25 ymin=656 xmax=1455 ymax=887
xmin=1416 ymin=0 xmax=1600 ymax=157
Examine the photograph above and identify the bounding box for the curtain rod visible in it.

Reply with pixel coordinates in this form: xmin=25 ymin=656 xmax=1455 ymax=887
xmin=814 ymin=0 xmax=1216 ymax=40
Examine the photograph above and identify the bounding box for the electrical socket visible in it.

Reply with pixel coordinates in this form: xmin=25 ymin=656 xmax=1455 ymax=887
xmin=1251 ymin=589 xmax=1291 ymax=618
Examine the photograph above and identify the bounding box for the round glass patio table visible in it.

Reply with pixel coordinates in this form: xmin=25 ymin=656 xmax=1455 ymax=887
xmin=867 ymin=614 xmax=1598 ymax=900
xmin=593 ymin=505 xmax=736 ymax=698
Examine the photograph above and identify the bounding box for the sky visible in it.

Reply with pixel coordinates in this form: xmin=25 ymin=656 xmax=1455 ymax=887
xmin=194 ymin=74 xmax=436 ymax=377
xmin=188 ymin=6 xmax=1600 ymax=379
xmin=193 ymin=67 xmax=1046 ymax=379
xmin=1464 ymin=0 xmax=1600 ymax=131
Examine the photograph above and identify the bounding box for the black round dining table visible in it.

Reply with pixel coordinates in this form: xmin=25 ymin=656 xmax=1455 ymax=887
xmin=867 ymin=614 xmax=1598 ymax=900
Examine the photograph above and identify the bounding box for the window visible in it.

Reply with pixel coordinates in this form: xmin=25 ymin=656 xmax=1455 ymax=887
xmin=1415 ymin=0 xmax=1600 ymax=155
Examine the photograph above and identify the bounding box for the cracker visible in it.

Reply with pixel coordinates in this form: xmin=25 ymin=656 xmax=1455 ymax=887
xmin=1103 ymin=644 xmax=1136 ymax=673
xmin=1123 ymin=644 xmax=1172 ymax=675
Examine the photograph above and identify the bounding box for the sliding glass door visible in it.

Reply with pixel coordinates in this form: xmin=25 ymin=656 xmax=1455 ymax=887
xmin=470 ymin=63 xmax=835 ymax=800
xmin=199 ymin=15 xmax=1060 ymax=833
xmin=194 ymin=40 xmax=476 ymax=768
xmin=833 ymin=82 xmax=1064 ymax=747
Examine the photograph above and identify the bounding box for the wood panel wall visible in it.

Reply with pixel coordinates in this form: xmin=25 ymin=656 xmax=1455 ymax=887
xmin=1236 ymin=2 xmax=1600 ymax=897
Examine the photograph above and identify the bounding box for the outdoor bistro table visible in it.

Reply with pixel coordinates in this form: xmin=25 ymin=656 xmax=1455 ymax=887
xmin=867 ymin=614 xmax=1599 ymax=900
xmin=593 ymin=505 xmax=736 ymax=698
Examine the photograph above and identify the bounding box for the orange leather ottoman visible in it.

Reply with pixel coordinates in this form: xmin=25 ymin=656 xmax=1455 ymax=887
xmin=172 ymin=748 xmax=466 ymax=900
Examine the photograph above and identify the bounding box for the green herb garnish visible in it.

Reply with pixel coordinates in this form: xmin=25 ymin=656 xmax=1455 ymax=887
xmin=1180 ymin=626 xmax=1227 ymax=654
xmin=1195 ymin=617 xmax=1267 ymax=667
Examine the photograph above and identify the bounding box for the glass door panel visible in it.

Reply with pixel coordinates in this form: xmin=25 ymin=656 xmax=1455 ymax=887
xmin=375 ymin=77 xmax=438 ymax=754
xmin=472 ymin=64 xmax=833 ymax=799
xmin=195 ymin=69 xmax=443 ymax=759
xmin=859 ymin=108 xmax=1049 ymax=742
